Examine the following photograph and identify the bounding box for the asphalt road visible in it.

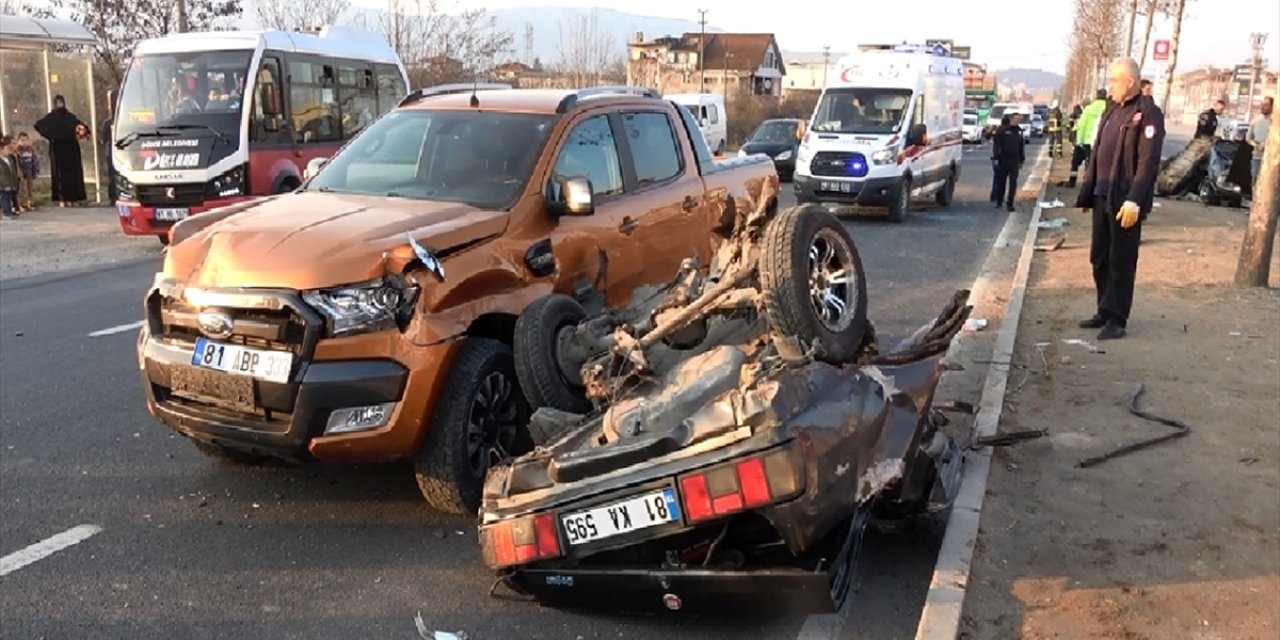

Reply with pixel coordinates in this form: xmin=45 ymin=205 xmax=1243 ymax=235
xmin=0 ymin=139 xmax=1044 ymax=640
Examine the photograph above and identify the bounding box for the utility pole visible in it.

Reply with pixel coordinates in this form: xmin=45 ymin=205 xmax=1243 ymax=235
xmin=175 ymin=0 xmax=188 ymax=32
xmin=1125 ymin=0 xmax=1138 ymax=58
xmin=698 ymin=9 xmax=708 ymax=93
xmin=1245 ymin=33 xmax=1268 ymax=121
xmin=1234 ymin=87 xmax=1279 ymax=287
xmin=822 ymin=45 xmax=830 ymax=87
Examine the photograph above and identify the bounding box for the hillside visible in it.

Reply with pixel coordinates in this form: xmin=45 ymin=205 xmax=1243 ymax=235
xmin=993 ymin=67 xmax=1066 ymax=91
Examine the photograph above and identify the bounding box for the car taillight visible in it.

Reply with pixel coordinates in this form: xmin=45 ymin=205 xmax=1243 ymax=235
xmin=677 ymin=447 xmax=805 ymax=524
xmin=482 ymin=512 xmax=562 ymax=569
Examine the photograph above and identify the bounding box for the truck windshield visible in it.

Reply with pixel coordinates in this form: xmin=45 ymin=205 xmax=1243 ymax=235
xmin=811 ymin=88 xmax=913 ymax=134
xmin=988 ymin=105 xmax=1009 ymax=121
xmin=306 ymin=109 xmax=555 ymax=209
xmin=116 ymin=50 xmax=251 ymax=146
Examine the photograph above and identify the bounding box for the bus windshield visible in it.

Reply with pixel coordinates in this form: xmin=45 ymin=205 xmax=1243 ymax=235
xmin=306 ymin=109 xmax=555 ymax=210
xmin=811 ymin=88 xmax=913 ymax=135
xmin=116 ymin=50 xmax=252 ymax=146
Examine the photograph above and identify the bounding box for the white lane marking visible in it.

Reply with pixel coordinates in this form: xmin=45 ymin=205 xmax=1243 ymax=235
xmin=0 ymin=524 xmax=103 ymax=576
xmin=88 ymin=320 xmax=144 ymax=338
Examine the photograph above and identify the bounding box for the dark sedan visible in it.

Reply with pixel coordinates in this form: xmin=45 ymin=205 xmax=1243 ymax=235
xmin=738 ymin=118 xmax=804 ymax=180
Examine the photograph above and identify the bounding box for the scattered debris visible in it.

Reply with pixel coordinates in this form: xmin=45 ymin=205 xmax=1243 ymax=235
xmin=414 ymin=612 xmax=468 ymax=640
xmin=1077 ymin=383 xmax=1191 ymax=468
xmin=1035 ymin=236 xmax=1066 ymax=252
xmin=1037 ymin=217 xmax=1070 ymax=230
xmin=1062 ymin=338 xmax=1105 ymax=354
xmin=964 ymin=317 xmax=989 ymax=332
xmin=1038 ymin=198 xmax=1066 ymax=209
xmin=971 ymin=429 xmax=1049 ymax=449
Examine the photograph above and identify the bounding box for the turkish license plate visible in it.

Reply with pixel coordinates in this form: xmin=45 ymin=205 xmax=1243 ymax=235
xmin=190 ymin=337 xmax=293 ymax=383
xmin=820 ymin=181 xmax=854 ymax=193
xmin=154 ymin=207 xmax=189 ymax=221
xmin=561 ymin=488 xmax=681 ymax=546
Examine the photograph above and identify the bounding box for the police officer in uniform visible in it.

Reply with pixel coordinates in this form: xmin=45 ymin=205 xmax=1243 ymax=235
xmin=1075 ymin=57 xmax=1165 ymax=341
xmin=1195 ymin=99 xmax=1225 ymax=139
xmin=990 ymin=114 xmax=1025 ymax=211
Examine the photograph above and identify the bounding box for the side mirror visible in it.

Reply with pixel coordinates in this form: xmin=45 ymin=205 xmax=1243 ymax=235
xmin=548 ymin=176 xmax=594 ymax=216
xmin=700 ymin=117 xmax=709 ymax=127
xmin=907 ymin=123 xmax=928 ymax=147
xmin=262 ymin=84 xmax=283 ymax=117
xmin=304 ymin=157 xmax=328 ymax=181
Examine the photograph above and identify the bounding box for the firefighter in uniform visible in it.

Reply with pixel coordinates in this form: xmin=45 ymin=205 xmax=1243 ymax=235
xmin=1047 ymin=106 xmax=1064 ymax=157
xmin=1075 ymin=57 xmax=1165 ymax=341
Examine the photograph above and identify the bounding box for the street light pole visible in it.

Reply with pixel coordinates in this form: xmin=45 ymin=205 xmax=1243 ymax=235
xmin=1246 ymin=33 xmax=1268 ymax=121
xmin=1124 ymin=0 xmax=1138 ymax=58
xmin=698 ymin=9 xmax=708 ymax=93
xmin=822 ymin=45 xmax=830 ymax=87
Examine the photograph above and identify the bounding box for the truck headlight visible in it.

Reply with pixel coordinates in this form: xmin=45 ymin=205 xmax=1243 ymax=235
xmin=303 ymin=276 xmax=420 ymax=337
xmin=871 ymin=145 xmax=899 ymax=165
xmin=775 ymin=150 xmax=793 ymax=161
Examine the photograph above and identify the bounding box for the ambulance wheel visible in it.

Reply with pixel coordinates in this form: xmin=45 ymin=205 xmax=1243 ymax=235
xmin=935 ymin=170 xmax=956 ymax=207
xmin=887 ymin=178 xmax=910 ymax=223
xmin=759 ymin=204 xmax=868 ymax=364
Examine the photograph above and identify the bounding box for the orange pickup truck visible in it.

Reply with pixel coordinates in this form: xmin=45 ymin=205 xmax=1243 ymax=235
xmin=138 ymin=85 xmax=779 ymax=514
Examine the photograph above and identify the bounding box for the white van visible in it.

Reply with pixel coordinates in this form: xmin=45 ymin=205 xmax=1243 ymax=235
xmin=666 ymin=93 xmax=728 ymax=154
xmin=794 ymin=44 xmax=965 ymax=221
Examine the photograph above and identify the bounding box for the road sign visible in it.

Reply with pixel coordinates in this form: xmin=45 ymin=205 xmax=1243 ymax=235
xmin=1233 ymin=64 xmax=1255 ymax=82
xmin=951 ymin=46 xmax=971 ymax=60
xmin=1152 ymin=39 xmax=1170 ymax=61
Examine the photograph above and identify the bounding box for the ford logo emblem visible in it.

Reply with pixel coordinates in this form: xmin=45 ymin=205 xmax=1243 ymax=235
xmin=197 ymin=309 xmax=234 ymax=340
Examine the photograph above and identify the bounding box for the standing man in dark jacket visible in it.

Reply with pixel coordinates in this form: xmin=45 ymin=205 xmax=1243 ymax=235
xmin=1075 ymin=57 xmax=1165 ymax=340
xmin=990 ymin=114 xmax=1025 ymax=211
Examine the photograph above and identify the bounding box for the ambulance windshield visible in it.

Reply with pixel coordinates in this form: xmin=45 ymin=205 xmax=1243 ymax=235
xmin=811 ymin=88 xmax=913 ymax=135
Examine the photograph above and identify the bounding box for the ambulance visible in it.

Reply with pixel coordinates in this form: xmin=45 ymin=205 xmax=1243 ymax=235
xmin=793 ymin=44 xmax=965 ymax=222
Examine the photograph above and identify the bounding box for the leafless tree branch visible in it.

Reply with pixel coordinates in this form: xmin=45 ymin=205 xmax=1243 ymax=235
xmin=256 ymin=0 xmax=351 ymax=32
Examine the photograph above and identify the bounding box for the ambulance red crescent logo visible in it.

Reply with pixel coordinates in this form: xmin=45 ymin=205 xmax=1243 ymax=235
xmin=840 ymin=67 xmax=857 ymax=83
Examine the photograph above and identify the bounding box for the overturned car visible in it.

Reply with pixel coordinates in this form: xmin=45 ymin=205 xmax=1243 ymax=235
xmin=477 ymin=177 xmax=971 ymax=614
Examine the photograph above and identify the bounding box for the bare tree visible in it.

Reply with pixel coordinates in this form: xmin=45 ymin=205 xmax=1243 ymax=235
xmin=1235 ymin=92 xmax=1279 ymax=287
xmin=1135 ymin=0 xmax=1165 ymax=66
xmin=45 ymin=0 xmax=243 ymax=89
xmin=256 ymin=0 xmax=351 ymax=31
xmin=1156 ymin=0 xmax=1187 ymax=112
xmin=554 ymin=9 xmax=625 ymax=88
xmin=363 ymin=0 xmax=513 ymax=87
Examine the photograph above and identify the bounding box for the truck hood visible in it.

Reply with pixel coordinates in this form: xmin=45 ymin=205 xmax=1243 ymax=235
xmin=164 ymin=191 xmax=509 ymax=290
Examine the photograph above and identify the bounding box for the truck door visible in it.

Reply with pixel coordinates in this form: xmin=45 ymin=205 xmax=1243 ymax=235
xmin=615 ymin=109 xmax=711 ymax=284
xmin=546 ymin=113 xmax=645 ymax=308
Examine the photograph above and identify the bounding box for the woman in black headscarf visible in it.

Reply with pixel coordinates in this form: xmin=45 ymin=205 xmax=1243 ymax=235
xmin=34 ymin=95 xmax=89 ymax=207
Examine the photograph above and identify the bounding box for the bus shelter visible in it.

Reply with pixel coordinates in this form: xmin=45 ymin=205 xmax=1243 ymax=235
xmin=0 ymin=14 xmax=103 ymax=203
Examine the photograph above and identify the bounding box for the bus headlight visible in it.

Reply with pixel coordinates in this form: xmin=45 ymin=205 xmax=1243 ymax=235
xmin=210 ymin=165 xmax=247 ymax=198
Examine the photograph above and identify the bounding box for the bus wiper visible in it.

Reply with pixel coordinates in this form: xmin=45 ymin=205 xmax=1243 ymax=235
xmin=113 ymin=130 xmax=166 ymax=149
xmin=158 ymin=123 xmax=229 ymax=145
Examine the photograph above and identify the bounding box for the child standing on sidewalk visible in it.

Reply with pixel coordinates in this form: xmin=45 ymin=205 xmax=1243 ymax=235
xmin=0 ymin=135 xmax=19 ymax=220
xmin=15 ymin=132 xmax=39 ymax=213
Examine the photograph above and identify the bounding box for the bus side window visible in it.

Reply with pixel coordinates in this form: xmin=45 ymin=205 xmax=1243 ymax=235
xmin=375 ymin=64 xmax=407 ymax=116
xmin=289 ymin=59 xmax=340 ymax=144
xmin=339 ymin=65 xmax=378 ymax=139
xmin=251 ymin=56 xmax=290 ymax=144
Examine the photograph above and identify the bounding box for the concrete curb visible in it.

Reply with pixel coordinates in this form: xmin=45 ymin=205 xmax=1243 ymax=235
xmin=912 ymin=145 xmax=1053 ymax=640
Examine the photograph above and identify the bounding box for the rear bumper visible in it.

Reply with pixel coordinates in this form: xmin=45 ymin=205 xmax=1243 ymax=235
xmin=506 ymin=562 xmax=849 ymax=614
xmin=116 ymin=196 xmax=247 ymax=238
xmin=793 ymin=173 xmax=903 ymax=206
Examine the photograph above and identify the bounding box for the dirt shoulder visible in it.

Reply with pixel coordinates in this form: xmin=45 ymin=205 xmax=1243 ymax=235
xmin=0 ymin=206 xmax=162 ymax=283
xmin=960 ymin=156 xmax=1280 ymax=639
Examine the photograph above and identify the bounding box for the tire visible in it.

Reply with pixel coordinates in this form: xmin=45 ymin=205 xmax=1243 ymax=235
xmin=192 ymin=440 xmax=282 ymax=466
xmin=513 ymin=294 xmax=592 ymax=414
xmin=414 ymin=338 xmax=532 ymax=515
xmin=887 ymin=178 xmax=910 ymax=222
xmin=1198 ymin=178 xmax=1218 ymax=206
xmin=934 ymin=170 xmax=956 ymax=207
xmin=158 ymin=234 xmax=170 ymax=246
xmin=759 ymin=204 xmax=869 ymax=364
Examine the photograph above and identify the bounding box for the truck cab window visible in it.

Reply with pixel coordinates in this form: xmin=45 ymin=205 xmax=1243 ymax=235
xmin=621 ymin=112 xmax=681 ymax=186
xmin=552 ymin=115 xmax=623 ymax=197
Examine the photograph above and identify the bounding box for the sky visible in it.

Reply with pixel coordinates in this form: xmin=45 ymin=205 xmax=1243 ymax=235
xmin=345 ymin=0 xmax=1280 ymax=74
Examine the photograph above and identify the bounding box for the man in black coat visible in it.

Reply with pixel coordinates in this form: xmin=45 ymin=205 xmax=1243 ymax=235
xmin=1075 ymin=57 xmax=1165 ymax=340
xmin=1195 ymin=99 xmax=1224 ymax=139
xmin=989 ymin=114 xmax=1025 ymax=211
